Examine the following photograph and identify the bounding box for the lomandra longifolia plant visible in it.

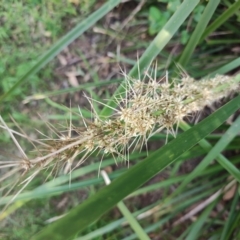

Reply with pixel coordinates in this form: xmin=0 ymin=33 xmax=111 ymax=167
xmin=0 ymin=68 xmax=240 ymax=197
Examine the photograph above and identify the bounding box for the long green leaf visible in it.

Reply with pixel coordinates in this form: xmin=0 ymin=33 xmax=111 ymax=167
xmin=185 ymin=201 xmax=216 ymax=240
xmin=178 ymin=0 xmax=220 ymax=67
xmin=200 ymin=0 xmax=240 ymax=42
xmin=221 ymin=191 xmax=239 ymax=240
xmin=116 ymin=202 xmax=150 ymax=240
xmin=209 ymin=57 xmax=240 ymax=76
xmin=33 ymin=94 xmax=240 ymax=240
xmin=100 ymin=0 xmax=200 ymax=118
xmin=101 ymin=171 xmax=150 ymax=240
xmin=23 ymin=78 xmax=123 ymax=102
xmin=175 ymin=115 xmax=240 ymax=195
xmin=0 ymin=0 xmax=121 ymax=103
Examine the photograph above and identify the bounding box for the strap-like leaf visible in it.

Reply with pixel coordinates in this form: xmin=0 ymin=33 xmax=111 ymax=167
xmin=33 ymin=95 xmax=240 ymax=240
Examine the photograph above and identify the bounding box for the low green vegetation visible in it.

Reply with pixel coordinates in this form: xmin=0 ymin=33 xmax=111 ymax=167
xmin=1 ymin=0 xmax=240 ymax=239
xmin=0 ymin=0 xmax=96 ymax=127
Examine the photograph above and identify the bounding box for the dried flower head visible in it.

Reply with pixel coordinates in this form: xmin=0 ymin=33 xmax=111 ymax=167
xmin=0 ymin=66 xmax=239 ymax=200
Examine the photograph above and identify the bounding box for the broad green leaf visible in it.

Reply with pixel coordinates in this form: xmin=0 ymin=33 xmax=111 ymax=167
xmin=33 ymin=94 xmax=240 ymax=240
xmin=79 ymin=179 xmax=220 ymax=240
xmin=115 ymin=201 xmax=150 ymax=240
xmin=100 ymin=171 xmax=150 ymax=240
xmin=175 ymin=115 xmax=240 ymax=195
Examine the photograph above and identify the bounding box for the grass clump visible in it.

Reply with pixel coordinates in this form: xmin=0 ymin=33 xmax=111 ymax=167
xmin=1 ymin=70 xmax=239 ymax=191
xmin=1 ymin=0 xmax=240 ymax=239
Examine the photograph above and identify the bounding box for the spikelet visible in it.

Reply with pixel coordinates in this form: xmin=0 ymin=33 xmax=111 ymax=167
xmin=0 ymin=68 xmax=239 ymax=197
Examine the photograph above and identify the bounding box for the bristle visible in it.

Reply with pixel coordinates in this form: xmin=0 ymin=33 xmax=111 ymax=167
xmin=0 ymin=65 xmax=239 ymax=203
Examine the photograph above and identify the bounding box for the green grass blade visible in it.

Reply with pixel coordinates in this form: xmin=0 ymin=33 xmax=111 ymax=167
xmin=185 ymin=201 xmax=216 ymax=240
xmin=0 ymin=0 xmax=121 ymax=103
xmin=100 ymin=0 xmax=200 ymax=118
xmin=182 ymin=118 xmax=240 ymax=180
xmin=225 ymin=204 xmax=240 ymax=240
xmin=220 ymin=191 xmax=239 ymax=240
xmin=101 ymin=171 xmax=150 ymax=240
xmin=207 ymin=39 xmax=240 ymax=44
xmin=125 ymin=183 xmax=222 ymax=240
xmin=116 ymin=201 xmax=150 ymax=240
xmin=81 ymin=180 xmax=221 ymax=240
xmin=209 ymin=57 xmax=240 ymax=76
xmin=178 ymin=0 xmax=220 ymax=67
xmin=175 ymin=115 xmax=240 ymax=195
xmin=76 ymin=219 xmax=124 ymax=240
xmin=23 ymin=78 xmax=123 ymax=102
xmin=200 ymin=0 xmax=240 ymax=42
xmin=32 ymin=94 xmax=240 ymax=240
xmin=0 ymin=153 xmax=147 ymax=206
